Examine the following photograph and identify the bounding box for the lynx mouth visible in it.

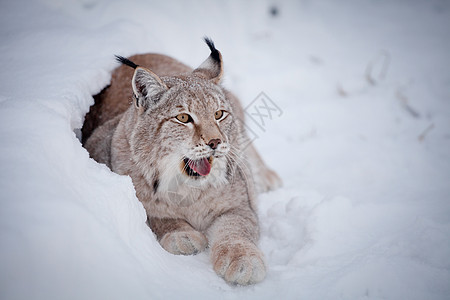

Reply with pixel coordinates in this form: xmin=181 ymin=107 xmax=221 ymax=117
xmin=182 ymin=157 xmax=213 ymax=177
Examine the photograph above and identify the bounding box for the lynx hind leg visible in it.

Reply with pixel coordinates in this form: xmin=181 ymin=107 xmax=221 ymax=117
xmin=246 ymin=143 xmax=282 ymax=193
xmin=149 ymin=218 xmax=208 ymax=255
xmin=258 ymin=167 xmax=282 ymax=193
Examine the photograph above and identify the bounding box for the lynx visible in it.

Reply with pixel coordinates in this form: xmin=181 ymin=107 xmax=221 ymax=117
xmin=83 ymin=38 xmax=281 ymax=285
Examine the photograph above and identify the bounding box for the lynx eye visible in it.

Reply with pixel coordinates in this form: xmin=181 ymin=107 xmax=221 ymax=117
xmin=176 ymin=113 xmax=192 ymax=123
xmin=215 ymin=110 xmax=224 ymax=120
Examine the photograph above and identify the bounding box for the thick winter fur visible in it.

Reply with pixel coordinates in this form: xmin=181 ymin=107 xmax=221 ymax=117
xmin=84 ymin=39 xmax=281 ymax=285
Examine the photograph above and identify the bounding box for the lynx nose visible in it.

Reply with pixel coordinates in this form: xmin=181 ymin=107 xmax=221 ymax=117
xmin=208 ymin=138 xmax=221 ymax=150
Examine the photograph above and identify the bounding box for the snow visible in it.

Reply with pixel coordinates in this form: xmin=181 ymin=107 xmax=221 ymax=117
xmin=1 ymin=0 xmax=450 ymax=299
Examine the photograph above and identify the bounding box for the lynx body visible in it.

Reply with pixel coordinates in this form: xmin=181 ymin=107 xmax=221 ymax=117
xmin=84 ymin=39 xmax=280 ymax=285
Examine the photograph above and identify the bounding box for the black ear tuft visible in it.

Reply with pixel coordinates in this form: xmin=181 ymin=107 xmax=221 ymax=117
xmin=193 ymin=37 xmax=223 ymax=83
xmin=115 ymin=55 xmax=139 ymax=69
xmin=203 ymin=37 xmax=221 ymax=63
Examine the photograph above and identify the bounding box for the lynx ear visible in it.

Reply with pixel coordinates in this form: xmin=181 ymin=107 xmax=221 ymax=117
xmin=132 ymin=67 xmax=168 ymax=110
xmin=193 ymin=37 xmax=223 ymax=84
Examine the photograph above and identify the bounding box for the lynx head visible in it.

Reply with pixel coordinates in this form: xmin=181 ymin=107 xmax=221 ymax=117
xmin=121 ymin=39 xmax=241 ymax=199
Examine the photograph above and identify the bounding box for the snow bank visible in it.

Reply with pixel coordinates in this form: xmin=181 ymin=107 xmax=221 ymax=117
xmin=1 ymin=0 xmax=449 ymax=299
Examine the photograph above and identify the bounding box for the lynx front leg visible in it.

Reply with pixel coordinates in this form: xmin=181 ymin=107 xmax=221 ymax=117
xmin=149 ymin=217 xmax=208 ymax=255
xmin=207 ymin=209 xmax=266 ymax=285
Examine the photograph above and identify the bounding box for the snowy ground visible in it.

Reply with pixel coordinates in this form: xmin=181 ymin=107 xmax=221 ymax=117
xmin=1 ymin=0 xmax=450 ymax=299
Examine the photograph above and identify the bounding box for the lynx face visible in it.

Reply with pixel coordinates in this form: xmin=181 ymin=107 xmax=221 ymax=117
xmin=129 ymin=72 xmax=238 ymax=198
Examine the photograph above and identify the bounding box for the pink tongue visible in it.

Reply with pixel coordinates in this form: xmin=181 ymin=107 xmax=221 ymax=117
xmin=188 ymin=158 xmax=211 ymax=176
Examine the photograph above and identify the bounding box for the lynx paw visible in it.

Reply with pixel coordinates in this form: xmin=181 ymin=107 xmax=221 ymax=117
xmin=211 ymin=240 xmax=266 ymax=285
xmin=160 ymin=230 xmax=208 ymax=255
